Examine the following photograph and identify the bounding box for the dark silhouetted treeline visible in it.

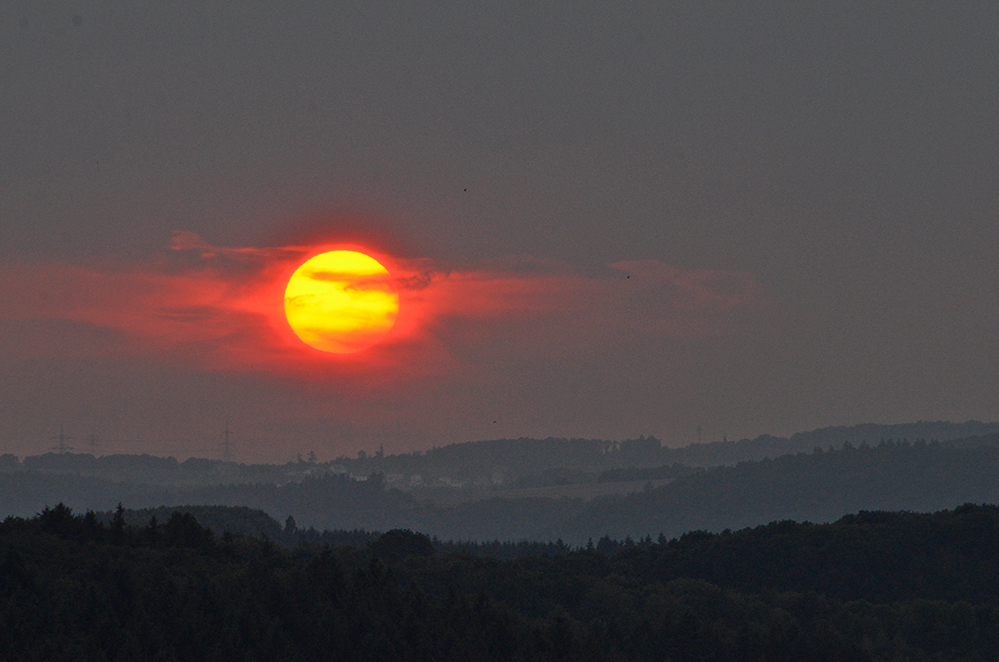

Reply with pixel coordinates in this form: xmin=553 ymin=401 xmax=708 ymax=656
xmin=7 ymin=504 xmax=999 ymax=660
xmin=600 ymin=504 xmax=999 ymax=603
xmin=104 ymin=504 xmax=288 ymax=540
xmin=100 ymin=504 xmax=579 ymax=558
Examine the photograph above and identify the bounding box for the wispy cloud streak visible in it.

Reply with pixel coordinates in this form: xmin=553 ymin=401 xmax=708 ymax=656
xmin=0 ymin=234 xmax=764 ymax=386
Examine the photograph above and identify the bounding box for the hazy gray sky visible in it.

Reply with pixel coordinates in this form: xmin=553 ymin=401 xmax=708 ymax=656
xmin=2 ymin=2 xmax=997 ymax=461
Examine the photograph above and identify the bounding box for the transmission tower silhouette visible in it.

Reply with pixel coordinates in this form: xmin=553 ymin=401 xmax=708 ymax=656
xmin=219 ymin=420 xmax=236 ymax=462
xmin=49 ymin=426 xmax=73 ymax=454
xmin=87 ymin=431 xmax=99 ymax=456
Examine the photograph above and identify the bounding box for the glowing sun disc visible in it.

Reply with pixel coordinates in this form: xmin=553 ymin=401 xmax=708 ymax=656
xmin=284 ymin=250 xmax=399 ymax=353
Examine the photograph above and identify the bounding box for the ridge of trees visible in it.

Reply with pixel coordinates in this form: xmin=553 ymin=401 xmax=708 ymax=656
xmin=549 ymin=439 xmax=999 ymax=542
xmin=7 ymin=421 xmax=996 ymax=489
xmin=10 ymin=438 xmax=999 ymax=543
xmin=6 ymin=503 xmax=999 ymax=660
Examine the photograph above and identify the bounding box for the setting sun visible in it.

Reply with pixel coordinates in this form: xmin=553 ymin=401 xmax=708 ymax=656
xmin=283 ymin=250 xmax=399 ymax=354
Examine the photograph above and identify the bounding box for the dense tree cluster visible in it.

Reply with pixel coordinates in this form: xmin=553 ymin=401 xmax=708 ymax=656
xmin=5 ymin=504 xmax=999 ymax=660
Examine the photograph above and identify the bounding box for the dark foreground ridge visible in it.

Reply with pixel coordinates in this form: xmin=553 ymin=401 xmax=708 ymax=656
xmin=5 ymin=503 xmax=999 ymax=660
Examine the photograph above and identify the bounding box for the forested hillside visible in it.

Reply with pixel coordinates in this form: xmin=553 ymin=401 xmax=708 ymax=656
xmin=8 ymin=438 xmax=999 ymax=542
xmin=5 ymin=504 xmax=999 ymax=660
xmin=8 ymin=422 xmax=993 ymax=495
xmin=327 ymin=420 xmax=999 ymax=477
xmin=654 ymin=420 xmax=999 ymax=466
xmin=551 ymin=440 xmax=999 ymax=542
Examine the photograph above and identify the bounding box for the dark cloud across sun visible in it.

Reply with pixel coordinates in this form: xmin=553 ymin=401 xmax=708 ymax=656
xmin=0 ymin=234 xmax=763 ymax=384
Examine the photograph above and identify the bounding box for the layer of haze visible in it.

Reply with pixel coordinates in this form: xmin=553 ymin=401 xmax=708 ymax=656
xmin=1 ymin=2 xmax=997 ymax=462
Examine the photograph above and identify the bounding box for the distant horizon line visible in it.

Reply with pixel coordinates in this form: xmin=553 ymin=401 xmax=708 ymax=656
xmin=4 ymin=419 xmax=998 ymax=465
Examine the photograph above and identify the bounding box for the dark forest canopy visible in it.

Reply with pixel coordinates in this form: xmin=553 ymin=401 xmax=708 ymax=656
xmin=5 ymin=503 xmax=999 ymax=660
xmin=87 ymin=501 xmax=999 ymax=604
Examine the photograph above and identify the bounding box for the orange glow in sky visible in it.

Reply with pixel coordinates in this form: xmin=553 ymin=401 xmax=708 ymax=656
xmin=0 ymin=231 xmax=762 ymax=388
xmin=0 ymin=230 xmax=770 ymax=459
xmin=283 ymin=250 xmax=399 ymax=354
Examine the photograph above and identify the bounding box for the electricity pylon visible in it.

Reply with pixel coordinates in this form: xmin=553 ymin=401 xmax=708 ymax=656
xmin=219 ymin=420 xmax=235 ymax=462
xmin=50 ymin=426 xmax=73 ymax=454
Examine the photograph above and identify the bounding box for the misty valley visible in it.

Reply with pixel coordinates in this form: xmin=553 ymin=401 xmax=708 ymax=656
xmin=6 ymin=422 xmax=999 ymax=659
